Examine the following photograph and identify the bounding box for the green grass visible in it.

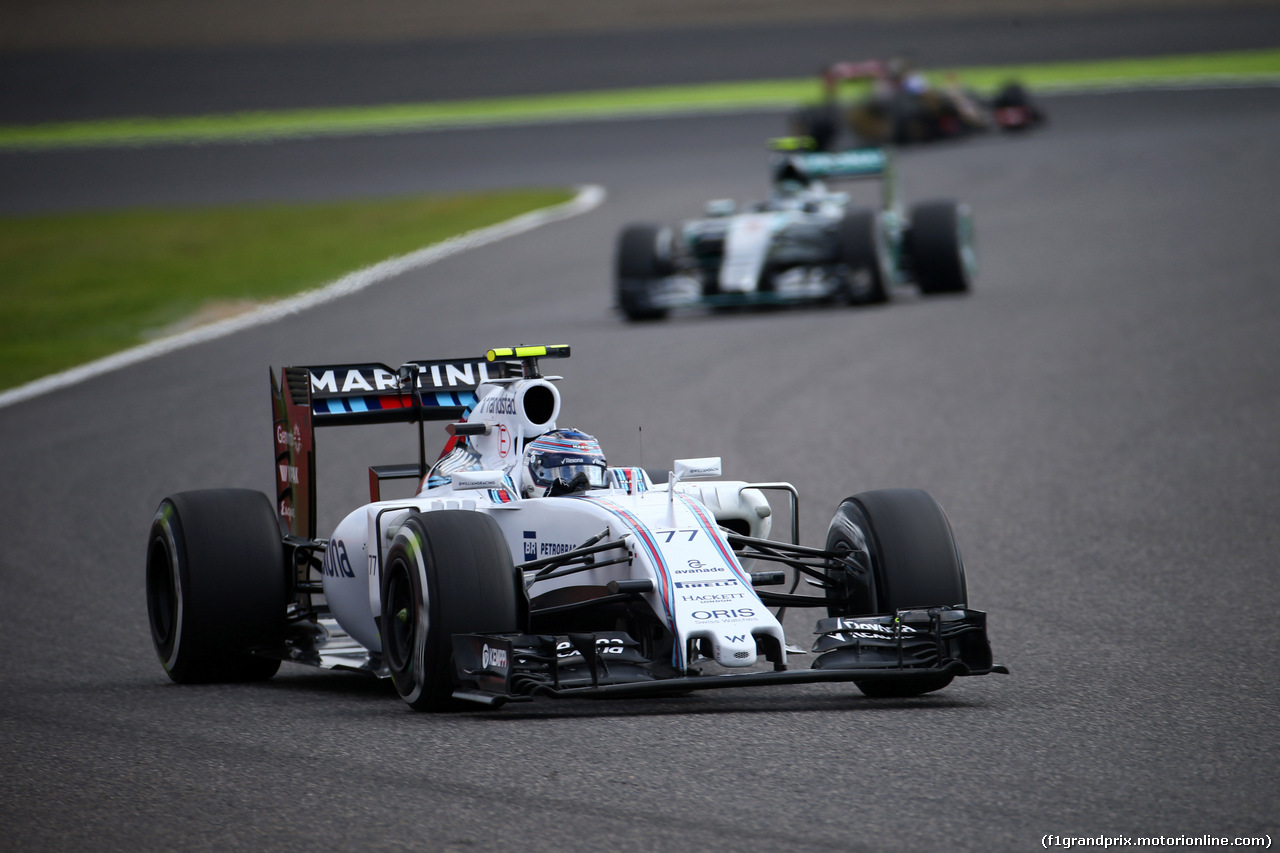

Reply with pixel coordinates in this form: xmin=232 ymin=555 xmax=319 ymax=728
xmin=0 ymin=188 xmax=573 ymax=391
xmin=1 ymin=48 xmax=1278 ymax=150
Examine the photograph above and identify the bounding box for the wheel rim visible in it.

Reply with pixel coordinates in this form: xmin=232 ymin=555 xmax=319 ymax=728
xmin=147 ymin=538 xmax=176 ymax=645
xmin=384 ymin=562 xmax=416 ymax=674
xmin=146 ymin=506 xmax=184 ymax=665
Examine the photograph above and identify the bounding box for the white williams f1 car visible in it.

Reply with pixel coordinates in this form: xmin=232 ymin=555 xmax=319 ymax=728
xmin=147 ymin=345 xmax=1005 ymax=710
xmin=614 ymin=143 xmax=974 ymax=321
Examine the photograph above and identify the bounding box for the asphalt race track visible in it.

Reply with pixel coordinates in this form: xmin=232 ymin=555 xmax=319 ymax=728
xmin=2 ymin=9 xmax=1279 ymax=853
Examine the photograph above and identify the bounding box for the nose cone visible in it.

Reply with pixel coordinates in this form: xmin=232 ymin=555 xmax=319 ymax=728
xmin=713 ymin=632 xmax=758 ymax=668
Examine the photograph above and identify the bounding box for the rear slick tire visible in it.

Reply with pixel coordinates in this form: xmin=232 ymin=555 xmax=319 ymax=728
xmin=381 ymin=510 xmax=522 ymax=711
xmin=146 ymin=489 xmax=287 ymax=683
xmin=824 ymin=488 xmax=968 ymax=698
xmin=615 ymin=223 xmax=672 ymax=321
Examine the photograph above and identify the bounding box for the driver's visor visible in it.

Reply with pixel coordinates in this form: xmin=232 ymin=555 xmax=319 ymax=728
xmin=541 ymin=463 xmax=608 ymax=488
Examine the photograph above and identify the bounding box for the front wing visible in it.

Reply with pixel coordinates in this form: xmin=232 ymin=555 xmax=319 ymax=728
xmin=450 ymin=607 xmax=1005 ymax=706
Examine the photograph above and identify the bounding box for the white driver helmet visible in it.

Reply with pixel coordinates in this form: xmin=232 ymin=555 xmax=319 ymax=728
xmin=522 ymin=428 xmax=608 ymax=496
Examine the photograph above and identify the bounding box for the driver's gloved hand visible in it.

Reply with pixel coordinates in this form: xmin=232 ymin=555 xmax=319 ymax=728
xmin=546 ymin=471 xmax=592 ymax=496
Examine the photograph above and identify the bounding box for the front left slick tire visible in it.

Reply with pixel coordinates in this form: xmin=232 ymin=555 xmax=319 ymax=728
xmin=381 ymin=511 xmax=521 ymax=711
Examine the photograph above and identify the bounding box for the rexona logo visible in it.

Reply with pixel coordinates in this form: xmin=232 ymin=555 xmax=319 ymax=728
xmin=481 ymin=644 xmax=509 ymax=670
xmin=675 ymin=579 xmax=739 ymax=589
xmin=322 ymin=540 xmax=356 ymax=579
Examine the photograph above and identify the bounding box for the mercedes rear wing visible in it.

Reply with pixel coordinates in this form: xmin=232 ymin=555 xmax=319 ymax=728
xmin=789 ymin=148 xmax=887 ymax=180
xmin=773 ymin=145 xmax=899 ymax=216
xmin=270 ymin=356 xmax=521 ymax=539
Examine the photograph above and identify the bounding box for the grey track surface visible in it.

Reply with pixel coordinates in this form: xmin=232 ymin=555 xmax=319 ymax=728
xmin=4 ymin=5 xmax=1280 ymax=123
xmin=3 ymin=10 xmax=1280 ymax=853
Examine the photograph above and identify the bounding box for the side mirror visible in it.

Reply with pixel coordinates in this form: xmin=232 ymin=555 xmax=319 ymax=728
xmin=673 ymin=457 xmax=722 ymax=481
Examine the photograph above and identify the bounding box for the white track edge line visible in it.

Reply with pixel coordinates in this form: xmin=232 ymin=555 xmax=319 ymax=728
xmin=0 ymin=183 xmax=606 ymax=411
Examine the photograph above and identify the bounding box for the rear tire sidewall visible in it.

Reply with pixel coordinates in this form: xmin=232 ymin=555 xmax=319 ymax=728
xmin=146 ymin=489 xmax=286 ymax=683
xmin=382 ymin=511 xmax=521 ymax=711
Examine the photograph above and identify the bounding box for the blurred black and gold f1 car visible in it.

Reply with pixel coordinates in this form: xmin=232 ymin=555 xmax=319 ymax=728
xmin=791 ymin=58 xmax=1045 ymax=150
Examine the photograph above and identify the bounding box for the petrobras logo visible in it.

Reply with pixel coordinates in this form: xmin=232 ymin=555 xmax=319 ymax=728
xmin=481 ymin=644 xmax=509 ymax=670
xmin=675 ymin=579 xmax=740 ymax=589
xmin=539 ymin=542 xmax=575 ymax=557
xmin=523 ymin=531 xmax=537 ymax=562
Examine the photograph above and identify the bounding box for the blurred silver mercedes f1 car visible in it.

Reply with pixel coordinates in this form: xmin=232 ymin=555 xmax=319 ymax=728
xmin=147 ymin=345 xmax=1004 ymax=711
xmin=614 ymin=143 xmax=974 ymax=321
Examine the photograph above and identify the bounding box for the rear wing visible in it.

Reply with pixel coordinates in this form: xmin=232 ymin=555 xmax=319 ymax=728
xmin=270 ymin=356 xmax=520 ymax=538
xmin=788 ymin=148 xmax=887 ymax=180
xmin=772 ymin=146 xmax=899 ymax=215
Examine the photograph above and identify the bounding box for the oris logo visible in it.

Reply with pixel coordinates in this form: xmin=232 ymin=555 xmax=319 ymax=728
xmin=481 ymin=644 xmax=509 ymax=670
xmin=691 ymin=608 xmax=756 ymax=621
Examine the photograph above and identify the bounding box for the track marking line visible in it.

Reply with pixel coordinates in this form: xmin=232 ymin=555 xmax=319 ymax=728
xmin=0 ymin=184 xmax=606 ymax=410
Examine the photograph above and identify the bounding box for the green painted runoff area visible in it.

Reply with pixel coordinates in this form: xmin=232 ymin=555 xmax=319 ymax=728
xmin=0 ymin=189 xmax=572 ymax=391
xmin=1 ymin=49 xmax=1277 ymax=149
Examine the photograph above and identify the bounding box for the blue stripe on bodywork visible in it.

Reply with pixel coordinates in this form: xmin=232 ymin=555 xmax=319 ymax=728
xmin=676 ymin=493 xmax=754 ymax=587
xmin=583 ymin=496 xmax=681 ymax=667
